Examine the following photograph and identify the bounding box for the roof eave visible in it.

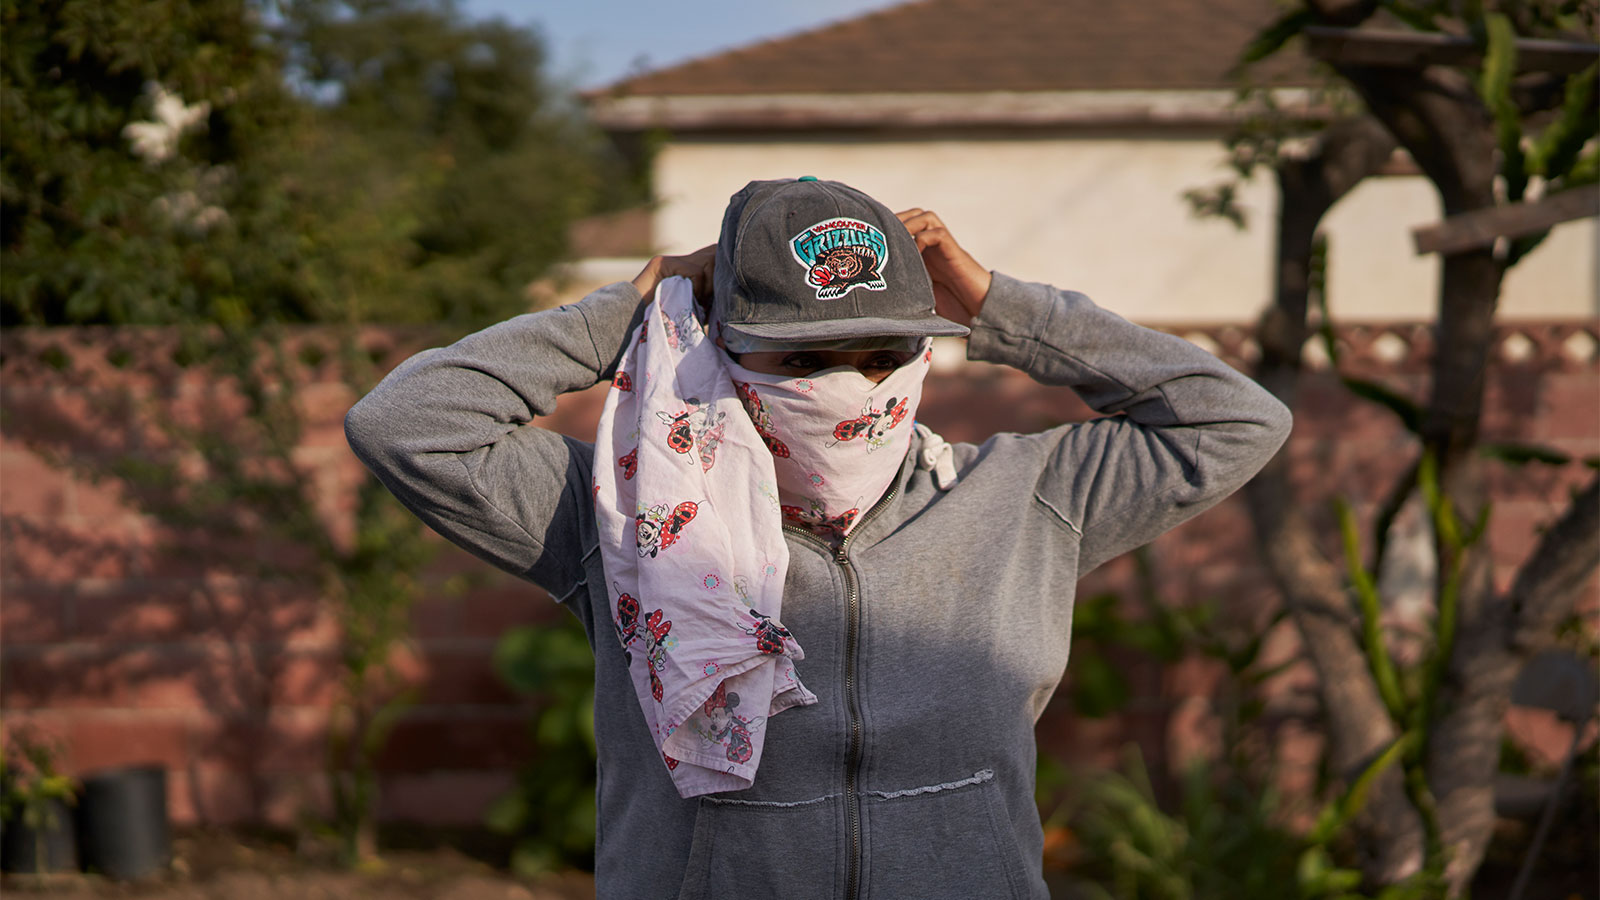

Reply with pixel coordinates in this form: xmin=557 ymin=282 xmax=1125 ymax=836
xmin=588 ymin=89 xmax=1329 ymax=132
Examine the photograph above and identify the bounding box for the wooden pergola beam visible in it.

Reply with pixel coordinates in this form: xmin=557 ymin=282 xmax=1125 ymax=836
xmin=1304 ymin=26 xmax=1600 ymax=75
xmin=1413 ymin=188 xmax=1599 ymax=255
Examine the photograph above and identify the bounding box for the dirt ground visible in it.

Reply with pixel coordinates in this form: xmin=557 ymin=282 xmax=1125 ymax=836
xmin=2 ymin=816 xmax=1592 ymax=899
xmin=0 ymin=828 xmax=596 ymax=900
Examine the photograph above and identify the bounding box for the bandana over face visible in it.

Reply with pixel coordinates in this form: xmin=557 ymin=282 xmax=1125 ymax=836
xmin=593 ymin=277 xmax=931 ymax=797
xmin=724 ymin=343 xmax=930 ymax=537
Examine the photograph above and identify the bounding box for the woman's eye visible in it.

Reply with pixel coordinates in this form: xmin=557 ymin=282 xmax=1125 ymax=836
xmin=864 ymin=354 xmax=904 ymax=370
xmin=780 ymin=354 xmax=823 ymax=370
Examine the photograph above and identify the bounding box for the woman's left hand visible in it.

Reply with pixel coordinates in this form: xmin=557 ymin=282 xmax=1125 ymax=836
xmin=896 ymin=209 xmax=991 ymax=329
xmin=632 ymin=244 xmax=717 ymax=305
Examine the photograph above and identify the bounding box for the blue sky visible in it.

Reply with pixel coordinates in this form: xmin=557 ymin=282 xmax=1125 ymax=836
xmin=459 ymin=0 xmax=908 ymax=90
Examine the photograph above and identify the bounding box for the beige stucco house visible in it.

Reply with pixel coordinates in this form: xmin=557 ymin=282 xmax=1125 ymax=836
xmin=567 ymin=0 xmax=1594 ymax=327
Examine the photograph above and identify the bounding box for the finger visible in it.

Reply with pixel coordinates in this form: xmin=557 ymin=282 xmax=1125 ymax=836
xmin=895 ymin=208 xmax=925 ymax=223
xmin=899 ymin=210 xmax=945 ymax=236
xmin=910 ymin=225 xmax=951 ymax=251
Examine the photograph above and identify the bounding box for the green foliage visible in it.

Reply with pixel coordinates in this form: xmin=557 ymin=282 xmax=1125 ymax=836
xmin=1377 ymin=0 xmax=1442 ymax=32
xmin=1063 ymin=748 xmax=1447 ymax=900
xmin=0 ymin=0 xmax=306 ymax=325
xmin=0 ymin=725 xmax=79 ymax=875
xmin=2 ymin=0 xmax=636 ymax=864
xmin=1478 ymin=440 xmax=1574 ymax=466
xmin=487 ymin=616 xmax=599 ymax=875
xmin=1337 ymin=499 xmax=1411 ymax=724
xmin=1480 ymin=14 xmax=1529 ymax=203
xmin=1328 ymin=451 xmax=1494 ymax=872
xmin=2 ymin=0 xmax=637 ymax=328
xmin=271 ymin=0 xmax=638 ymax=326
xmin=1236 ymin=8 xmax=1316 ymax=69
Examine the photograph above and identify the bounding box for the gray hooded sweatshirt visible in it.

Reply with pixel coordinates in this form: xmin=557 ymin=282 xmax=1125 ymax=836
xmin=344 ymin=273 xmax=1292 ymax=899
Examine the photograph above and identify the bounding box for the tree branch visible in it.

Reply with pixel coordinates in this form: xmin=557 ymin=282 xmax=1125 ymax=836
xmin=1510 ymin=473 xmax=1600 ymax=651
xmin=1333 ymin=63 xmax=1498 ymax=213
xmin=1246 ymin=108 xmax=1424 ymax=882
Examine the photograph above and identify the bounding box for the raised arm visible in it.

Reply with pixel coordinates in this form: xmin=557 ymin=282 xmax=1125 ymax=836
xmin=970 ymin=275 xmax=1291 ymax=573
xmin=899 ymin=208 xmax=1291 ymax=574
xmin=344 ymin=282 xmax=646 ymax=597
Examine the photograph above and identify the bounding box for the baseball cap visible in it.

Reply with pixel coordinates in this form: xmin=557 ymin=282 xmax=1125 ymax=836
xmin=711 ymin=177 xmax=971 ymax=344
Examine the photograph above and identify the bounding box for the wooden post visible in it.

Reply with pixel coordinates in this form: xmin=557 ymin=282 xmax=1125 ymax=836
xmin=1412 ymin=189 xmax=1599 ymax=255
xmin=1304 ymin=26 xmax=1600 ymax=75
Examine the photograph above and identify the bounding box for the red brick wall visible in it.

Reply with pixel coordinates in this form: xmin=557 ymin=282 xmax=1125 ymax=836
xmin=2 ymin=322 xmax=1595 ymax=827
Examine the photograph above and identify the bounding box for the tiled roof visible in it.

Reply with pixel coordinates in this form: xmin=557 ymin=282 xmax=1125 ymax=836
xmin=596 ymin=0 xmax=1315 ymax=97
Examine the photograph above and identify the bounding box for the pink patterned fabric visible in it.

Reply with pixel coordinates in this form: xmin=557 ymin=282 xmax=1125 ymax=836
xmin=724 ymin=344 xmax=929 ymax=538
xmin=593 ymin=277 xmax=930 ymax=796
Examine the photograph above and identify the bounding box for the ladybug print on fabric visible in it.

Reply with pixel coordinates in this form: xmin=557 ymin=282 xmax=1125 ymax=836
xmin=734 ymin=382 xmax=790 ymax=458
xmin=655 ymin=398 xmax=726 ymax=471
xmin=831 ymin=396 xmax=910 ymax=451
xmin=644 ymin=609 xmax=673 ymax=702
xmin=636 ymin=501 xmax=699 ymax=558
xmin=614 ymin=586 xmax=641 ymax=654
xmin=781 ymin=501 xmax=859 ymax=536
xmin=743 ymin=609 xmax=793 ymax=655
xmin=663 ymin=414 xmax=693 ymax=454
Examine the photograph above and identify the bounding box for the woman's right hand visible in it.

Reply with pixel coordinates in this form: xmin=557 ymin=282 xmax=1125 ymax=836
xmin=632 ymin=245 xmax=717 ymax=304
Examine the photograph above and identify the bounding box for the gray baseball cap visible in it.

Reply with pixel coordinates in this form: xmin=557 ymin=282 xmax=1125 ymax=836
xmin=711 ymin=177 xmax=971 ymax=344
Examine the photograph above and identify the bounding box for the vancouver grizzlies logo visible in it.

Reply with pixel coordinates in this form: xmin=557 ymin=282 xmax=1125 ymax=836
xmin=790 ymin=217 xmax=889 ymax=300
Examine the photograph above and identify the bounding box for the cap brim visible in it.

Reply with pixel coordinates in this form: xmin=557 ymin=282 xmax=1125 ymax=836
xmin=724 ymin=314 xmax=970 ymax=343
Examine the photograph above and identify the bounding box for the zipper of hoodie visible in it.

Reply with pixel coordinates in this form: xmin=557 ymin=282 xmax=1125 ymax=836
xmin=782 ymin=484 xmax=898 ymax=900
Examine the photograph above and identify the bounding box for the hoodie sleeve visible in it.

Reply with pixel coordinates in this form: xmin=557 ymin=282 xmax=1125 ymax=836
xmin=344 ymin=282 xmax=647 ymax=599
xmin=965 ymin=272 xmax=1292 ymax=575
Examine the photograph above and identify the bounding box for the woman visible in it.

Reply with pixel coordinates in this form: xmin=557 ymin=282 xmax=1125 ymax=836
xmin=346 ymin=177 xmax=1291 ymax=899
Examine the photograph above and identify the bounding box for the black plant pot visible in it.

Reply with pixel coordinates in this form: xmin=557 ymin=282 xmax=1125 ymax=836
xmin=76 ymin=765 xmax=169 ymax=881
xmin=0 ymin=796 xmax=79 ymax=874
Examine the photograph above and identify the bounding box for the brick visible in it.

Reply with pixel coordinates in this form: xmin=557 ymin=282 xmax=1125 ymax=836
xmin=140 ymin=523 xmax=279 ymax=581
xmin=409 ymin=645 xmax=518 ymax=707
xmin=295 ymin=382 xmax=357 ymax=430
xmin=67 ymin=468 xmax=137 ymax=521
xmin=378 ymin=771 xmax=517 ymax=825
xmin=409 ymin=595 xmax=458 ymax=637
xmin=0 ymin=448 xmax=75 ymax=519
xmin=1488 ymin=501 xmax=1563 ymax=581
xmin=168 ymin=764 xmax=259 ymax=825
xmin=72 ymin=581 xmax=193 ymax=642
xmin=0 ymin=385 xmax=143 ymax=458
xmin=187 ymin=578 xmax=338 ymax=647
xmin=377 ymin=712 xmax=532 ymax=772
xmin=168 ymin=769 xmax=331 ymax=827
xmin=456 ymin=582 xmax=560 ymax=638
xmin=1 ymin=644 xmax=341 ymax=711
xmin=1 ymin=514 xmax=153 ymax=585
xmin=188 ymin=709 xmax=330 ymax=774
xmin=0 ymin=585 xmax=68 ymax=643
xmin=1162 ymin=655 xmax=1226 ymax=700
xmin=1527 ymin=375 xmax=1600 ymax=441
xmin=1165 ymin=695 xmax=1221 ymax=766
xmin=62 ymin=712 xmax=191 ymax=773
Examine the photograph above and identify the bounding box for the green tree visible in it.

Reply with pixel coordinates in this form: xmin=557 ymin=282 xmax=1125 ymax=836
xmin=0 ymin=0 xmax=306 ymax=325
xmin=273 ymin=0 xmax=638 ymax=325
xmin=2 ymin=0 xmax=635 ymax=867
xmin=1189 ymin=2 xmax=1597 ymax=893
